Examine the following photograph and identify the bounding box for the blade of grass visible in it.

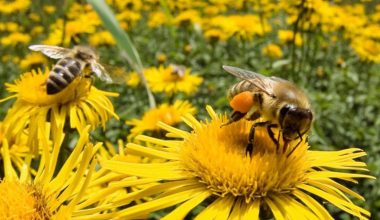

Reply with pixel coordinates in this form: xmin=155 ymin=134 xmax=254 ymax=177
xmin=159 ymin=0 xmax=176 ymax=39
xmin=88 ymin=0 xmax=156 ymax=108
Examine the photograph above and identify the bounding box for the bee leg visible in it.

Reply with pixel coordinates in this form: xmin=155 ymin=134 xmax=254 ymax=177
xmin=246 ymin=121 xmax=270 ymax=156
xmin=287 ymin=131 xmax=303 ymax=157
xmin=276 ymin=130 xmax=281 ymax=152
xmin=220 ymin=111 xmax=246 ymax=127
xmin=247 ymin=111 xmax=261 ymax=121
xmin=246 ymin=125 xmax=255 ymax=156
xmin=266 ymin=124 xmax=279 ymax=151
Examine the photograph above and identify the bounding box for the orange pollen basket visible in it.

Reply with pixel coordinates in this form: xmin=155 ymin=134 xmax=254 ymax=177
xmin=229 ymin=91 xmax=254 ymax=113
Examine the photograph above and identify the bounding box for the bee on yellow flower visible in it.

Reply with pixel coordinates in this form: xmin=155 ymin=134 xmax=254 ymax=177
xmin=145 ymin=65 xmax=203 ymax=95
xmin=0 ymin=68 xmax=118 ymax=153
xmin=104 ymin=106 xmax=374 ymax=219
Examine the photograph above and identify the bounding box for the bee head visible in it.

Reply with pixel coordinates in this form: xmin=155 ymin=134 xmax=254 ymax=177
xmin=279 ymin=105 xmax=313 ymax=141
xmin=74 ymin=45 xmax=98 ymax=61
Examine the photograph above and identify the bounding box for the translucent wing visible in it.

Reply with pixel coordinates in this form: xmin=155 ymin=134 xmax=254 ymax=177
xmin=223 ymin=65 xmax=276 ymax=97
xmin=169 ymin=64 xmax=186 ymax=78
xmin=91 ymin=62 xmax=113 ymax=83
xmin=28 ymin=45 xmax=72 ymax=59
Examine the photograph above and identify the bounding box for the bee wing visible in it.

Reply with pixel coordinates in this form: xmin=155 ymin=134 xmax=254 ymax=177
xmin=28 ymin=45 xmax=72 ymax=59
xmin=91 ymin=62 xmax=128 ymax=84
xmin=91 ymin=62 xmax=114 ymax=83
xmin=223 ymin=65 xmax=276 ymax=97
xmin=170 ymin=64 xmax=186 ymax=77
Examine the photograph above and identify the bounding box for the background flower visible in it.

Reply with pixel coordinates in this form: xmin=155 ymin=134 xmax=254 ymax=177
xmin=126 ymin=100 xmax=196 ymax=140
xmin=145 ymin=65 xmax=203 ymax=95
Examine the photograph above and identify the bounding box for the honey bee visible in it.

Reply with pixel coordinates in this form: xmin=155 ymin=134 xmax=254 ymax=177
xmin=223 ymin=65 xmax=313 ymax=156
xmin=169 ymin=64 xmax=186 ymax=78
xmin=29 ymin=45 xmax=113 ymax=94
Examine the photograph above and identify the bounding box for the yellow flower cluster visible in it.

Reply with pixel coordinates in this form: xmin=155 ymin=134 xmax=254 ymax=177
xmin=126 ymin=65 xmax=203 ymax=95
xmin=1 ymin=32 xmax=30 ymax=46
xmin=0 ymin=0 xmax=30 ymax=14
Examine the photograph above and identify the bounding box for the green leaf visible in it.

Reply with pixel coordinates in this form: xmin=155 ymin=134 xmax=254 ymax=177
xmin=88 ymin=0 xmax=143 ymax=72
xmin=88 ymin=0 xmax=156 ymax=107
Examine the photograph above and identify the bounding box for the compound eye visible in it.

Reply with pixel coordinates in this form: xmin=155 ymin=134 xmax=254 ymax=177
xmin=279 ymin=105 xmax=292 ymax=127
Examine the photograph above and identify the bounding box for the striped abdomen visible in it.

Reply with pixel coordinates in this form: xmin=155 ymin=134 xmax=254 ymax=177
xmin=227 ymin=80 xmax=257 ymax=100
xmin=47 ymin=57 xmax=82 ymax=94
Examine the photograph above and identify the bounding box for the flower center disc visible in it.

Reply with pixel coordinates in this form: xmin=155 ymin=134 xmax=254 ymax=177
xmin=180 ymin=117 xmax=308 ymax=202
xmin=0 ymin=181 xmax=51 ymax=219
xmin=8 ymin=70 xmax=91 ymax=106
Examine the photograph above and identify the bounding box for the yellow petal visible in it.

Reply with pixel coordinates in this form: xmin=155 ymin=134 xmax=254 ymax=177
xmin=161 ymin=190 xmax=211 ymax=220
xmin=116 ymin=185 xmax=206 ymax=219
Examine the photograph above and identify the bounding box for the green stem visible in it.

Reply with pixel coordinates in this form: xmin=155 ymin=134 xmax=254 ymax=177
xmin=290 ymin=0 xmax=307 ymax=75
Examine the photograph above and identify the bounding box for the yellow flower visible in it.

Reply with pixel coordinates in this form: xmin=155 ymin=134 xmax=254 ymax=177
xmin=174 ymin=10 xmax=201 ymax=26
xmin=104 ymin=106 xmax=374 ymax=219
xmin=43 ymin=5 xmax=56 ymax=14
xmin=0 ymin=122 xmax=30 ymax=174
xmin=89 ymin=31 xmax=116 ymax=46
xmin=31 ymin=26 xmax=44 ymax=36
xmin=28 ymin=13 xmax=40 ymax=22
xmin=19 ymin=52 xmax=48 ymax=70
xmin=0 ymin=0 xmax=30 ymax=14
xmin=0 ymin=32 xmax=31 ymax=46
xmin=112 ymin=0 xmax=142 ymax=11
xmin=44 ymin=15 xmax=99 ymax=46
xmin=360 ymin=24 xmax=380 ymax=40
xmin=1 ymin=54 xmax=20 ymax=64
xmin=145 ymin=65 xmax=203 ymax=95
xmin=117 ymin=11 xmax=142 ymax=25
xmin=125 ymin=71 xmax=141 ymax=87
xmin=0 ymin=22 xmax=22 ymax=32
xmin=156 ymin=52 xmax=167 ymax=63
xmin=148 ymin=11 xmax=169 ymax=27
xmin=278 ymin=29 xmax=303 ymax=46
xmin=351 ymin=37 xmax=380 ymax=63
xmin=230 ymin=15 xmax=272 ymax=40
xmin=0 ymin=69 xmax=118 ymax=153
xmin=0 ymin=126 xmax=123 ymax=219
xmin=262 ymin=43 xmax=283 ymax=59
xmin=126 ymin=100 xmax=196 ymax=140
xmin=204 ymin=28 xmax=229 ymax=41
xmin=204 ymin=16 xmax=235 ymax=39
xmin=203 ymin=5 xmax=226 ymax=15
xmin=203 ymin=15 xmax=271 ymax=41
